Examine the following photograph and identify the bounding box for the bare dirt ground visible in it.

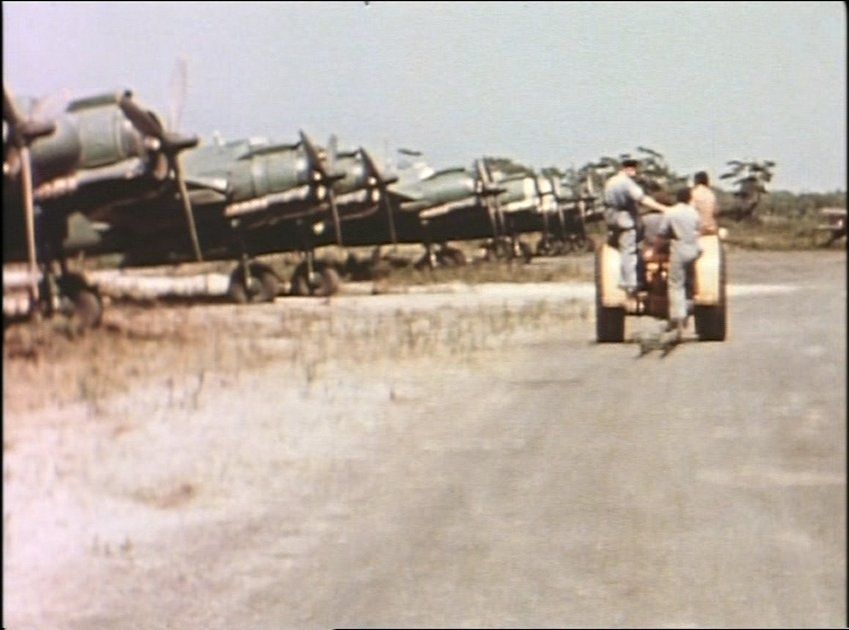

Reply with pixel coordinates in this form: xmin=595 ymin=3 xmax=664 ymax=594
xmin=3 ymin=249 xmax=846 ymax=629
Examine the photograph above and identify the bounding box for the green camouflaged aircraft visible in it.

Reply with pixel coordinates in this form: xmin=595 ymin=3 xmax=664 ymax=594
xmin=4 ymin=85 xmax=199 ymax=325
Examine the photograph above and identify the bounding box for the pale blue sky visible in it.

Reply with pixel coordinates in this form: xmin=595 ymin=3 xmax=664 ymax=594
xmin=3 ymin=1 xmax=846 ymax=192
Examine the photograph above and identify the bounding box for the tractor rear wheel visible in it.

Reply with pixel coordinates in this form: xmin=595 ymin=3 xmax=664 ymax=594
xmin=595 ymin=247 xmax=625 ymax=343
xmin=694 ymin=245 xmax=727 ymax=341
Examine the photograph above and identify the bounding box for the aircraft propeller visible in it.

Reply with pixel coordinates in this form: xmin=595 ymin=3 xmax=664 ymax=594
xmin=299 ymin=129 xmax=344 ymax=246
xmin=4 ymin=85 xmax=57 ymax=303
xmin=359 ymin=147 xmax=400 ymax=249
xmin=117 ymin=90 xmax=203 ymax=261
xmin=474 ymin=158 xmax=505 ymax=241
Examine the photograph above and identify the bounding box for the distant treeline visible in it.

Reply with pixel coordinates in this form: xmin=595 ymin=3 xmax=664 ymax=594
xmin=716 ymin=189 xmax=847 ymax=218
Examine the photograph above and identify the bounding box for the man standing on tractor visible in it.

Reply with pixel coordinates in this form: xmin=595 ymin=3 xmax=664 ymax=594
xmin=691 ymin=171 xmax=719 ymax=234
xmin=603 ymin=159 xmax=671 ymax=298
xmin=657 ymin=187 xmax=702 ymax=341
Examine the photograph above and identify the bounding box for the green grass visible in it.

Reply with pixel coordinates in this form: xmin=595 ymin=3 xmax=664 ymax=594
xmin=719 ymin=214 xmax=833 ymax=250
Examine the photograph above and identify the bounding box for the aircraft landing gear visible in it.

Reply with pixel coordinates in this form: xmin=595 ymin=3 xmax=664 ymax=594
xmin=228 ymin=259 xmax=280 ymax=304
xmin=482 ymin=236 xmax=531 ymax=263
xmin=290 ymin=252 xmax=340 ymax=297
xmin=36 ymin=267 xmax=103 ymax=332
xmin=414 ymin=243 xmax=467 ymax=270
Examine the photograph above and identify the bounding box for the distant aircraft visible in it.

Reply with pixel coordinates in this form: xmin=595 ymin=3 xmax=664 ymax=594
xmin=535 ymin=167 xmax=599 ymax=255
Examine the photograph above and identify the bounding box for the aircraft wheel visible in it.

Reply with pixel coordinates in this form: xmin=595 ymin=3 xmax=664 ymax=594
xmin=550 ymin=240 xmax=567 ymax=256
xmin=313 ymin=266 xmax=340 ymax=297
xmin=437 ymin=246 xmax=467 ymax=267
xmin=70 ymin=289 xmax=103 ymax=330
xmin=290 ymin=268 xmax=310 ymax=296
xmin=253 ymin=268 xmax=280 ymax=303
xmin=56 ymin=274 xmax=102 ymax=330
xmin=414 ymin=253 xmax=436 ymax=270
xmin=229 ymin=264 xmax=279 ymax=304
xmin=289 ymin=262 xmax=310 ymax=297
xmin=290 ymin=262 xmax=340 ymax=297
xmin=481 ymin=243 xmax=498 ymax=263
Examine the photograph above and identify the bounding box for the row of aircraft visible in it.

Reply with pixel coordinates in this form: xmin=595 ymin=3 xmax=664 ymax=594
xmin=3 ymin=85 xmax=603 ymax=326
xmin=3 ymin=84 xmax=772 ymax=328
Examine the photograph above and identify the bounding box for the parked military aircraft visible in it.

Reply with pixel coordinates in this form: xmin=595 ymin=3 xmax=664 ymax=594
xmin=334 ymin=152 xmax=599 ymax=271
xmin=3 ymin=85 xmax=199 ymax=325
xmin=534 ymin=166 xmax=599 ymax=255
xmin=66 ymin=129 xmax=350 ymax=301
xmin=44 ymin=125 xmax=406 ymax=301
xmin=280 ymin=149 xmax=510 ymax=271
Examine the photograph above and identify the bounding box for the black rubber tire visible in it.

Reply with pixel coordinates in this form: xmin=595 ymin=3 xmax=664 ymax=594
xmin=71 ymin=289 xmax=103 ymax=330
xmin=438 ymin=247 xmax=467 ymax=267
xmin=57 ymin=274 xmax=103 ymax=329
xmin=313 ymin=266 xmax=340 ymax=297
xmin=595 ymin=247 xmax=625 ymax=343
xmin=254 ymin=269 xmax=280 ymax=302
xmin=229 ymin=264 xmax=280 ymax=304
xmin=695 ymin=244 xmax=727 ymax=341
xmin=289 ymin=272 xmax=310 ymax=297
xmin=519 ymin=241 xmax=534 ymax=264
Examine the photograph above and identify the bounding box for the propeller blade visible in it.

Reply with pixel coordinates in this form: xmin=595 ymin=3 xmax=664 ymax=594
xmin=4 ymin=86 xmax=58 ymax=304
xmin=19 ymin=146 xmax=40 ymax=303
xmin=360 ymin=147 xmax=398 ymax=248
xmin=119 ymin=90 xmax=201 ymax=259
xmin=118 ymin=90 xmax=164 ymax=140
xmin=162 ymin=131 xmax=199 ymax=154
xmin=327 ymin=134 xmax=338 ymax=171
xmin=122 ymin=96 xmax=198 ymax=155
xmin=3 ymin=84 xmax=25 ymax=135
xmin=171 ymin=156 xmax=203 ymax=262
xmin=360 ymin=147 xmax=398 ymax=186
xmin=121 ymin=91 xmax=200 ymax=258
xmin=4 ymin=86 xmax=56 ymax=146
xmin=299 ymin=130 xmax=327 ymax=177
xmin=168 ymin=56 xmax=188 ymax=133
xmin=298 ymin=130 xmax=341 ymax=244
xmin=475 ymin=158 xmax=503 ymax=239
xmin=327 ymin=188 xmax=343 ymax=247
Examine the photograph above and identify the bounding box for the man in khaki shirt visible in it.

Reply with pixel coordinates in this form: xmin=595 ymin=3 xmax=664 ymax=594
xmin=691 ymin=171 xmax=718 ymax=234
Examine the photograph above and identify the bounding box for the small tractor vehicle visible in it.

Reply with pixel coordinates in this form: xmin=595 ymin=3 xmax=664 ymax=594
xmin=594 ymin=233 xmax=727 ymax=343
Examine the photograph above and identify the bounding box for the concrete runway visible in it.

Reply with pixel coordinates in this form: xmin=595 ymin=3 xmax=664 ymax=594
xmin=3 ymin=250 xmax=846 ymax=628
